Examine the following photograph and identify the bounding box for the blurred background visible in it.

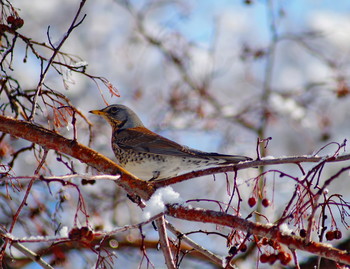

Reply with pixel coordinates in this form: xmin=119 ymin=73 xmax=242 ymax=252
xmin=1 ymin=0 xmax=350 ymax=268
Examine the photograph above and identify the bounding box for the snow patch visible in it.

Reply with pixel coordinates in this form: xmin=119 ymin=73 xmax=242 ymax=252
xmin=279 ymin=223 xmax=293 ymax=235
xmin=142 ymin=186 xmax=183 ymax=221
xmin=59 ymin=226 xmax=69 ymax=237
xmin=262 ymin=156 xmax=275 ymax=160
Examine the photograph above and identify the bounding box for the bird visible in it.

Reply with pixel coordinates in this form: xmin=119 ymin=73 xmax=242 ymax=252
xmin=90 ymin=104 xmax=251 ymax=181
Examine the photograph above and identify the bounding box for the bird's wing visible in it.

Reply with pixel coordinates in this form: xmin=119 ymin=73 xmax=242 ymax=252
xmin=114 ymin=127 xmax=197 ymax=157
xmin=114 ymin=127 xmax=251 ymax=163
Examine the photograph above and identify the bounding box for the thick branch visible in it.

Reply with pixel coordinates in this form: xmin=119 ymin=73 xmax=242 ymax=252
xmin=166 ymin=204 xmax=350 ymax=265
xmin=0 ymin=115 xmax=154 ymax=200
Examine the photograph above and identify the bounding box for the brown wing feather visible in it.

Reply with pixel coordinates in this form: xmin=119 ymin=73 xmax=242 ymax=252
xmin=114 ymin=127 xmax=252 ymax=163
xmin=114 ymin=127 xmax=197 ymax=157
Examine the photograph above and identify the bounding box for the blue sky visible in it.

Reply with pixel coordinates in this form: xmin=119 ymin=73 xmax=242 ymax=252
xmin=155 ymin=0 xmax=350 ymax=45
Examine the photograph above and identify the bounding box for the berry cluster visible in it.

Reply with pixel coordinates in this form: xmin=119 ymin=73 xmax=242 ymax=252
xmin=259 ymin=237 xmax=292 ymax=265
xmin=68 ymin=226 xmax=94 ymax=242
xmin=325 ymin=230 xmax=342 ymax=241
xmin=6 ymin=15 xmax=24 ymax=30
xmin=248 ymin=196 xmax=271 ymax=207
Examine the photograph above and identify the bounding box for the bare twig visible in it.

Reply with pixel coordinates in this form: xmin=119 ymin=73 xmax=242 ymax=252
xmin=0 ymin=148 xmax=49 ymax=266
xmin=29 ymin=0 xmax=87 ymax=120
xmin=9 ymin=239 xmax=54 ymax=269
xmin=155 ymin=216 xmax=176 ymax=269
xmin=165 ymin=220 xmax=223 ymax=267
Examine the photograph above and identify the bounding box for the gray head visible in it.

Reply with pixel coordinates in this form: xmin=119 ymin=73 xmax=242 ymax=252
xmin=89 ymin=104 xmax=144 ymax=129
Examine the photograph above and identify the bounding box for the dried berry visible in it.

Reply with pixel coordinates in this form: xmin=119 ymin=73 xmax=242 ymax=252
xmin=228 ymin=246 xmax=238 ymax=256
xmin=299 ymin=229 xmax=306 ymax=238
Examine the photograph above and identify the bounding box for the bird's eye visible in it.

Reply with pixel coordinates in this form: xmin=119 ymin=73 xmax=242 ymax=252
xmin=109 ymin=107 xmax=118 ymax=114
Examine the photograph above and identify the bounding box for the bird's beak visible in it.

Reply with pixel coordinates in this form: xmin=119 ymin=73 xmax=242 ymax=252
xmin=89 ymin=109 xmax=105 ymax=116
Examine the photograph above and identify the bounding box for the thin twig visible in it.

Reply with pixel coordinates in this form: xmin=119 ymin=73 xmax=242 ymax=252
xmin=10 ymin=240 xmax=54 ymax=269
xmin=29 ymin=0 xmax=87 ymax=120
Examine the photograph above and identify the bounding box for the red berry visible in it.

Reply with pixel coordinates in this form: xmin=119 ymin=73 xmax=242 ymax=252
xmin=278 ymin=251 xmax=292 ymax=265
xmin=261 ymin=237 xmax=269 ymax=245
xmin=268 ymin=254 xmax=278 ymax=265
xmin=262 ymin=198 xmax=271 ymax=207
xmin=248 ymin=197 xmax=257 ymax=207
xmin=239 ymin=243 xmax=247 ymax=252
xmin=260 ymin=253 xmax=269 ymax=263
xmin=334 ymin=230 xmax=342 ymax=239
xmin=325 ymin=231 xmax=335 ymax=241
xmin=80 ymin=226 xmax=89 ymax=235
xmin=68 ymin=228 xmax=82 ymax=240
xmin=7 ymin=15 xmax=15 ymax=24
xmin=13 ymin=18 xmax=24 ymax=29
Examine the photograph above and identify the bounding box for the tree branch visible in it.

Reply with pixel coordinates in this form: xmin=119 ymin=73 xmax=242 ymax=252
xmin=165 ymin=220 xmax=223 ymax=267
xmin=0 ymin=115 xmax=154 ymax=200
xmin=0 ymin=227 xmax=54 ymax=269
xmin=155 ymin=216 xmax=176 ymax=269
xmin=166 ymin=204 xmax=350 ymax=266
xmin=154 ymin=154 xmax=350 ymax=188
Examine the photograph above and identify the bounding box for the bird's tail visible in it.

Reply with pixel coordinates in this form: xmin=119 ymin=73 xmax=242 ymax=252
xmin=191 ymin=149 xmax=252 ymax=164
xmin=209 ymin=153 xmax=252 ymax=164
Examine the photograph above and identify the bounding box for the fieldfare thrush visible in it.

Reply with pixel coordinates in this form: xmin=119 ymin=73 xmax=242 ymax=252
xmin=90 ymin=104 xmax=251 ymax=180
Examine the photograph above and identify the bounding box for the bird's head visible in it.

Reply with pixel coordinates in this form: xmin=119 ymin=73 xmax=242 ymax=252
xmin=89 ymin=104 xmax=144 ymax=129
